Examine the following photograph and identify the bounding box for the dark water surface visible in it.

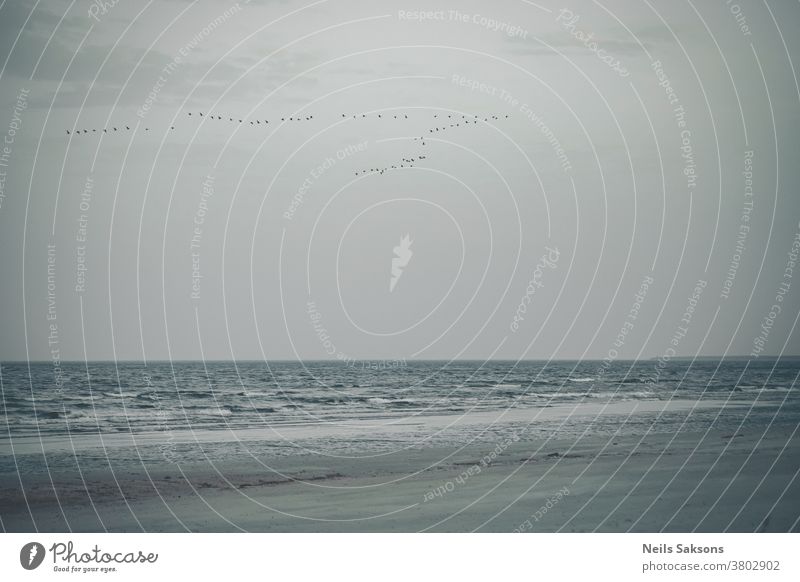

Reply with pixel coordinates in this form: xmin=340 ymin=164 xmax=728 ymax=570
xmin=1 ymin=359 xmax=797 ymax=436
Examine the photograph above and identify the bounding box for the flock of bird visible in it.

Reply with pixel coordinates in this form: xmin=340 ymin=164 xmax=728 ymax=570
xmin=65 ymin=125 xmax=173 ymax=134
xmin=426 ymin=113 xmax=508 ymax=133
xmin=65 ymin=111 xmax=510 ymax=135
xmin=354 ymin=155 xmax=427 ymax=176
xmin=186 ymin=111 xmax=314 ymax=123
xmin=63 ymin=111 xmax=511 ymax=177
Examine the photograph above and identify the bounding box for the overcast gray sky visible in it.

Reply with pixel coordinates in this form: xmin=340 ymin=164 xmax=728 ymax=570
xmin=0 ymin=0 xmax=798 ymax=361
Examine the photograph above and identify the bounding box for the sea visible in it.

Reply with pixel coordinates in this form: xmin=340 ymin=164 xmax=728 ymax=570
xmin=1 ymin=358 xmax=797 ymax=437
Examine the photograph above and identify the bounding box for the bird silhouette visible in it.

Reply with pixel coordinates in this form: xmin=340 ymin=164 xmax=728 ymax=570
xmin=66 ymin=109 xmax=505 ymax=145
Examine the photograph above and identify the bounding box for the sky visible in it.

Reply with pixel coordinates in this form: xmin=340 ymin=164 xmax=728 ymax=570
xmin=0 ymin=0 xmax=799 ymax=361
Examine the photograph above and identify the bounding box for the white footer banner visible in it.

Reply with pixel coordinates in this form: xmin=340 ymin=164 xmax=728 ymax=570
xmin=1 ymin=534 xmax=796 ymax=581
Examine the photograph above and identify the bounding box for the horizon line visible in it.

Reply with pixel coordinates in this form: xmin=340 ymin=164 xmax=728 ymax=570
xmin=3 ymin=355 xmax=799 ymax=364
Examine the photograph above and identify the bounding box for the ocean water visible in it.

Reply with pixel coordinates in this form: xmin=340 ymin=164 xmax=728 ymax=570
xmin=1 ymin=359 xmax=798 ymax=437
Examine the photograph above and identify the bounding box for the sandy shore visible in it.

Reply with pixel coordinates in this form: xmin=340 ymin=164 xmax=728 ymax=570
xmin=1 ymin=398 xmax=798 ymax=532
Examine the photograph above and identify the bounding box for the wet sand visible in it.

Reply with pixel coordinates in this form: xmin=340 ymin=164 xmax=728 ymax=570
xmin=1 ymin=399 xmax=798 ymax=532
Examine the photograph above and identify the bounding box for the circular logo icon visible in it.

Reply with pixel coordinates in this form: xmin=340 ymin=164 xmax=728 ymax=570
xmin=20 ymin=542 xmax=45 ymax=570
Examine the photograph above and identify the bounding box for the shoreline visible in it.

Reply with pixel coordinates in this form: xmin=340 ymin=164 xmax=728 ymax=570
xmin=1 ymin=398 xmax=798 ymax=532
xmin=0 ymin=398 xmax=747 ymax=454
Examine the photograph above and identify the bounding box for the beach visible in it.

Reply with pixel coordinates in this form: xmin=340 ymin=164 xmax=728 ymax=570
xmin=2 ymin=396 xmax=798 ymax=532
